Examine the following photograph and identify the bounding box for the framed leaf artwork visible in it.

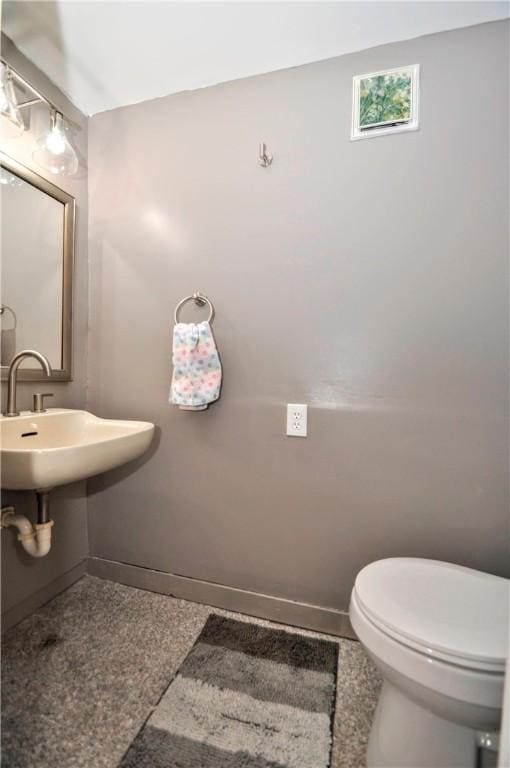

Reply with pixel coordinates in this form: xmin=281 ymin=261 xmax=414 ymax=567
xmin=351 ymin=64 xmax=420 ymax=140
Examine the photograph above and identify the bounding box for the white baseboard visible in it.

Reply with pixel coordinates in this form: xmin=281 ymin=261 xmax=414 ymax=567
xmin=87 ymin=557 xmax=355 ymax=639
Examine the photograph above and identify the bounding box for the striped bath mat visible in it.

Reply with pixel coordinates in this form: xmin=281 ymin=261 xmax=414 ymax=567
xmin=120 ymin=614 xmax=338 ymax=767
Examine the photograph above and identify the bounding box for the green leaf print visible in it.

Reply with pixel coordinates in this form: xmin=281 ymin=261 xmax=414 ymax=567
xmin=359 ymin=72 xmax=412 ymax=128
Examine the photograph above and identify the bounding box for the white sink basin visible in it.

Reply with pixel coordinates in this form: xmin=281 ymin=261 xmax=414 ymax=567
xmin=0 ymin=409 xmax=155 ymax=490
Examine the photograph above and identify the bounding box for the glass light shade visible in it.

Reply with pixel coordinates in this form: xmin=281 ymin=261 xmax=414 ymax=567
xmin=32 ymin=111 xmax=79 ymax=176
xmin=0 ymin=63 xmax=24 ymax=138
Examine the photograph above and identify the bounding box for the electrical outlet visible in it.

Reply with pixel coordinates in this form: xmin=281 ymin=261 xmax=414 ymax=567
xmin=286 ymin=404 xmax=308 ymax=437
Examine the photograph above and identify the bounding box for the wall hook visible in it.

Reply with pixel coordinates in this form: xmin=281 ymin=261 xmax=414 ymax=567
xmin=258 ymin=141 xmax=273 ymax=167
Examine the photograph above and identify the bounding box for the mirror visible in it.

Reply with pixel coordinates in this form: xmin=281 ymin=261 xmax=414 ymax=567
xmin=0 ymin=152 xmax=74 ymax=381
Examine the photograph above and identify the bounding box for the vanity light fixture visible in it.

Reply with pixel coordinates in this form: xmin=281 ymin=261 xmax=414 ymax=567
xmin=32 ymin=110 xmax=78 ymax=176
xmin=0 ymin=57 xmax=79 ymax=176
xmin=0 ymin=62 xmax=24 ymax=139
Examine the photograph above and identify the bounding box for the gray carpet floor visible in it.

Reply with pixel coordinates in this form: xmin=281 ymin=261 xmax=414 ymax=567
xmin=1 ymin=575 xmax=381 ymax=768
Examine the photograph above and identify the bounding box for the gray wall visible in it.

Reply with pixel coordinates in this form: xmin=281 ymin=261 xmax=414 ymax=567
xmin=88 ymin=21 xmax=509 ymax=613
xmin=1 ymin=36 xmax=89 ymax=625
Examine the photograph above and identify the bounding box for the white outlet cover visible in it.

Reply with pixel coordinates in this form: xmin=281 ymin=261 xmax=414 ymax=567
xmin=286 ymin=404 xmax=308 ymax=437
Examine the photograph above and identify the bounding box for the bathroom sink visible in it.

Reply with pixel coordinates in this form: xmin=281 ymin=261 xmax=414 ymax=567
xmin=0 ymin=409 xmax=155 ymax=490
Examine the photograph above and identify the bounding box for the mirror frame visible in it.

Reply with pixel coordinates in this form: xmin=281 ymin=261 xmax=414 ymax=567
xmin=0 ymin=152 xmax=75 ymax=381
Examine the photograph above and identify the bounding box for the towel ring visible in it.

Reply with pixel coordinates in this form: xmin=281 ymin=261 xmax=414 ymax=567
xmin=174 ymin=292 xmax=214 ymax=324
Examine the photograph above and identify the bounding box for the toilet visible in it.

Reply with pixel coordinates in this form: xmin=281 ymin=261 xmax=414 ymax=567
xmin=349 ymin=558 xmax=508 ymax=768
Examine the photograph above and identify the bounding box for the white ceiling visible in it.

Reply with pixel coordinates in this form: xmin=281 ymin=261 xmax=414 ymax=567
xmin=3 ymin=1 xmax=509 ymax=116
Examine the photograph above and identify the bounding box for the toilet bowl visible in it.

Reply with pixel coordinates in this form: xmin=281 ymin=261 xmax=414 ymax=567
xmin=349 ymin=558 xmax=508 ymax=768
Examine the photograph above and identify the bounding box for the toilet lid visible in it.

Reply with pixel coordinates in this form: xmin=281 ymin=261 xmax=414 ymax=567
xmin=354 ymin=558 xmax=509 ymax=672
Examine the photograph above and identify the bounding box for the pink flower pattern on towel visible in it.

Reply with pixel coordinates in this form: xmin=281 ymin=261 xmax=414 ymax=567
xmin=170 ymin=321 xmax=222 ymax=409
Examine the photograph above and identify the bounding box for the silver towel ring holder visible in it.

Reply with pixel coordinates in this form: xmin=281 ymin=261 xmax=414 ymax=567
xmin=174 ymin=292 xmax=214 ymax=324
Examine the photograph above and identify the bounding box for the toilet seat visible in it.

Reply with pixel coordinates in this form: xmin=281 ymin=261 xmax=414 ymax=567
xmin=353 ymin=558 xmax=508 ymax=674
xmin=351 ymin=587 xmax=504 ymax=714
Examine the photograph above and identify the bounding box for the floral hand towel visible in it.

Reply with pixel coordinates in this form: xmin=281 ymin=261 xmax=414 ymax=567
xmin=170 ymin=321 xmax=222 ymax=410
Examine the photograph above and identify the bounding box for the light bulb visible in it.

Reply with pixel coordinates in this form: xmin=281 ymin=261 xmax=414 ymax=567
xmin=45 ymin=127 xmax=67 ymax=155
xmin=32 ymin=111 xmax=78 ymax=175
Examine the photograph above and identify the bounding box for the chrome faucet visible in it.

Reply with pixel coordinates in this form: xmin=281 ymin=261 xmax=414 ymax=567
xmin=4 ymin=350 xmax=52 ymax=417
